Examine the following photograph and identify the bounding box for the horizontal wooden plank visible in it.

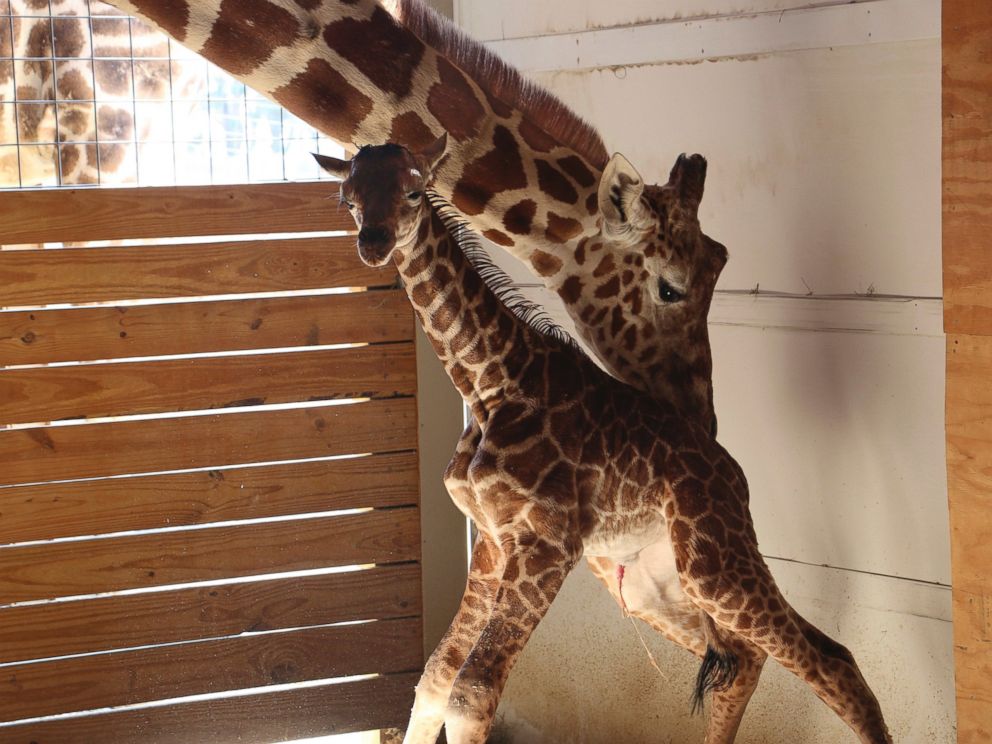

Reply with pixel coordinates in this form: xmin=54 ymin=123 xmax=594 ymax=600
xmin=0 ymin=564 xmax=421 ymax=664
xmin=0 ymin=617 xmax=422 ymax=723
xmin=0 ymin=183 xmax=353 ymax=245
xmin=0 ymin=289 xmax=413 ymax=366
xmin=0 ymin=452 xmax=419 ymax=544
xmin=0 ymin=343 xmax=416 ymax=425
xmin=0 ymin=236 xmax=384 ymax=308
xmin=0 ymin=397 xmax=417 ymax=486
xmin=2 ymin=671 xmax=419 ymax=744
xmin=0 ymin=507 xmax=420 ymax=604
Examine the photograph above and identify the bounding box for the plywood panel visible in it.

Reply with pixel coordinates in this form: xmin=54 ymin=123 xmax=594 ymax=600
xmin=0 ymin=182 xmax=352 ymax=244
xmin=0 ymin=397 xmax=417 ymax=486
xmin=0 ymin=452 xmax=419 ymax=543
xmin=0 ymin=343 xmax=416 ymax=425
xmin=456 ymin=0 xmax=868 ymax=40
xmin=514 ymin=40 xmax=940 ymax=298
xmin=943 ymin=0 xmax=992 ymax=337
xmin=0 ymin=290 xmax=413 ymax=366
xmin=0 ymin=563 xmax=421 ymax=663
xmin=0 ymin=236 xmax=382 ymax=307
xmin=0 ymin=507 xmax=420 ymax=603
xmin=6 ymin=671 xmax=419 ymax=744
xmin=0 ymin=617 xmax=422 ymax=722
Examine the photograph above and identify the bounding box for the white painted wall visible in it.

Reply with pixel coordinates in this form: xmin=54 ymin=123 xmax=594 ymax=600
xmin=452 ymin=0 xmax=952 ymax=741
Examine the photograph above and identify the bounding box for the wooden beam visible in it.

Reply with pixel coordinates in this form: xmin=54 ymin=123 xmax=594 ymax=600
xmin=0 ymin=343 xmax=416 ymax=425
xmin=0 ymin=289 xmax=413 ymax=366
xmin=0 ymin=397 xmax=417 ymax=485
xmin=0 ymin=452 xmax=419 ymax=544
xmin=0 ymin=182 xmax=353 ymax=244
xmin=0 ymin=563 xmax=421 ymax=664
xmin=943 ymin=1 xmax=992 ymax=739
xmin=0 ymin=236 xmax=384 ymax=307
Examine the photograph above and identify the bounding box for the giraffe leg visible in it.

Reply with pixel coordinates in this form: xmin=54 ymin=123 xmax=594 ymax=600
xmin=671 ymin=523 xmax=891 ymax=741
xmin=404 ymin=423 xmax=493 ymax=744
xmin=403 ymin=533 xmax=500 ymax=744
xmin=444 ymin=532 xmax=579 ymax=744
xmin=589 ymin=549 xmax=767 ymax=744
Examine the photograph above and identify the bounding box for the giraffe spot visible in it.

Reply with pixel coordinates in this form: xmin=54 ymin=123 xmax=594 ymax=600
xmin=97 ymin=105 xmax=133 ymax=141
xmin=531 ymin=249 xmax=562 ymax=277
xmin=557 ymin=154 xmax=596 ymax=188
xmin=594 ymin=275 xmax=621 ymax=299
xmin=545 ymin=212 xmax=583 ymax=244
xmin=624 ymin=287 xmax=643 ymax=316
xmin=294 ymin=0 xmax=321 ymax=8
xmin=324 ymin=7 xmax=425 ymax=98
xmin=273 ymin=59 xmax=373 ymax=144
xmin=586 ymin=191 xmax=599 ymax=215
xmin=557 ymin=275 xmax=583 ymax=305
xmin=622 ymin=325 xmax=637 ymax=351
xmin=25 ymin=22 xmax=52 ymax=64
xmin=622 ymin=269 xmax=634 ymax=286
xmin=449 ymin=314 xmax=479 ymax=355
xmin=203 ymin=0 xmax=298 ymax=75
xmin=482 ymin=229 xmax=513 ymax=247
xmin=52 ymin=17 xmax=87 ymax=58
xmin=593 ymin=254 xmax=616 ymax=278
xmin=128 ymin=0 xmax=191 ymax=42
xmin=92 ymin=60 xmax=127 ymax=97
xmin=683 ymin=451 xmax=714 ymax=480
xmin=536 ymin=159 xmax=579 ymax=204
xmin=610 ymin=306 xmax=624 ymax=337
xmin=484 ymin=89 xmax=514 ymax=118
xmin=575 ymin=240 xmax=587 ymax=265
xmin=427 ymin=56 xmax=485 ymax=141
xmin=389 ymin=111 xmax=435 ymax=152
xmin=503 ymin=199 xmax=537 ymax=235
xmin=59 ymin=144 xmax=80 ymax=175
xmin=505 ymin=440 xmax=560 ymax=489
xmin=675 ymin=476 xmax=707 ymax=518
xmin=452 ymin=125 xmax=526 ymax=215
xmin=519 ymin=118 xmax=559 ymax=153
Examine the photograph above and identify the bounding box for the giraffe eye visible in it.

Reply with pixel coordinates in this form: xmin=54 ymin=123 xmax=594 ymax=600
xmin=407 ymin=191 xmax=423 ymax=201
xmin=658 ymin=278 xmax=685 ymax=303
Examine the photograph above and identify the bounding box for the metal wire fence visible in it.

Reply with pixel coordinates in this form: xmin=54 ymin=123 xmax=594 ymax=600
xmin=0 ymin=0 xmax=342 ymax=189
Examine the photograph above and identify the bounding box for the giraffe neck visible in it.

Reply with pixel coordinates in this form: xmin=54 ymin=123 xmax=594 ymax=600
xmin=394 ymin=209 xmax=569 ymax=423
xmin=110 ymin=0 xmax=605 ymax=259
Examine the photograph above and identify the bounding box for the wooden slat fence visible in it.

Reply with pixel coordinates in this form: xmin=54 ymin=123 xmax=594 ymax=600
xmin=0 ymin=182 xmax=422 ymax=742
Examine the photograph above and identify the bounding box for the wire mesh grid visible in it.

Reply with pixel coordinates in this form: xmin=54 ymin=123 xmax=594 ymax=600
xmin=0 ymin=0 xmax=343 ymax=189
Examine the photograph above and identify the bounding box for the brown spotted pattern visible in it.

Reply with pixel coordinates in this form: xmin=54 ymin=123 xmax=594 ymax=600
xmin=2 ymin=1 xmax=188 ymax=187
xmin=332 ymin=144 xmax=891 ymax=744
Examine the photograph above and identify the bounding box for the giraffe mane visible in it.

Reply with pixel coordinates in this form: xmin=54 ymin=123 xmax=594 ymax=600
xmin=428 ymin=192 xmax=580 ymax=351
xmin=390 ymin=0 xmax=610 ymax=171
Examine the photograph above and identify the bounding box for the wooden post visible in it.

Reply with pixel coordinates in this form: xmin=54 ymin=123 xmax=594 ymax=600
xmin=943 ymin=1 xmax=992 ymax=740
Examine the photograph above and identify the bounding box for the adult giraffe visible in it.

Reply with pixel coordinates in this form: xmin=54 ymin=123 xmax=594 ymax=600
xmin=98 ymin=0 xmax=760 ymax=738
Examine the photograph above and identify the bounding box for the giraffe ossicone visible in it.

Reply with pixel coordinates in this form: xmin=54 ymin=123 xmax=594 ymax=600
xmin=317 ymin=139 xmax=892 ymax=744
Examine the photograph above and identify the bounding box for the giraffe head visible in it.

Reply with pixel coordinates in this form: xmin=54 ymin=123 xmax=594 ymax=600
xmin=314 ymin=135 xmax=447 ymax=267
xmin=556 ymin=151 xmax=729 ymax=415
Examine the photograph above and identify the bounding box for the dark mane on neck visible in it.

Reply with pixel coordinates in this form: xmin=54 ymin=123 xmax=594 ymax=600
xmin=428 ymin=192 xmax=580 ymax=351
xmin=391 ymin=0 xmax=610 ymax=171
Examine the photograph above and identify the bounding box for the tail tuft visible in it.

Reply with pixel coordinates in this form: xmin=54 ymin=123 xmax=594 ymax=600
xmin=691 ymin=646 xmax=739 ymax=714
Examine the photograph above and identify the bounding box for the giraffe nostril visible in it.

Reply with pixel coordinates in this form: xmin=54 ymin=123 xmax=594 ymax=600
xmin=358 ymin=225 xmax=390 ymax=245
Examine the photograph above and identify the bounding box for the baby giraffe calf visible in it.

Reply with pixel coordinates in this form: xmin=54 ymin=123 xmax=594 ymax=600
xmin=314 ymin=137 xmax=891 ymax=744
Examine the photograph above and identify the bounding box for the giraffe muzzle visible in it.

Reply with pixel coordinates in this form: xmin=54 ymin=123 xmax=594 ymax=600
xmin=357 ymin=226 xmax=396 ymax=267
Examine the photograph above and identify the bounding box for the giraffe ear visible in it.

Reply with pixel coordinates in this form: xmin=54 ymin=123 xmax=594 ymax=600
xmin=668 ymin=153 xmax=707 ymax=214
xmin=312 ymin=152 xmax=352 ymax=180
xmin=598 ymin=152 xmax=646 ymax=230
xmin=419 ymin=132 xmax=449 ymax=174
